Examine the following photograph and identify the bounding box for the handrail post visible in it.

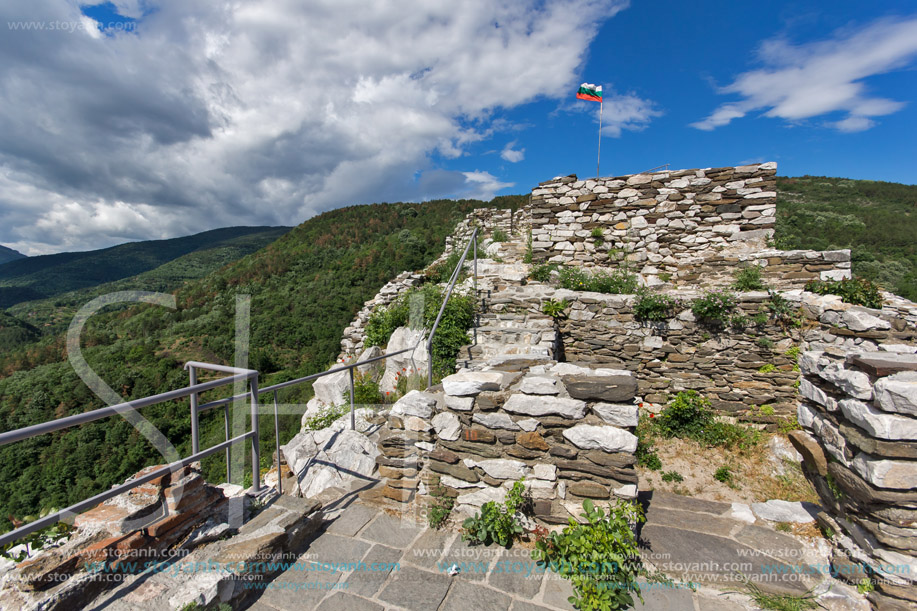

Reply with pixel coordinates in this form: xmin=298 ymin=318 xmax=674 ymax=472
xmin=349 ymin=367 xmax=356 ymax=430
xmin=223 ymin=404 xmax=231 ymax=483
xmin=473 ymin=232 xmax=477 ymax=296
xmin=189 ymin=365 xmax=199 ymax=454
xmin=250 ymin=376 xmax=261 ymax=493
xmin=273 ymin=390 xmax=282 ymax=495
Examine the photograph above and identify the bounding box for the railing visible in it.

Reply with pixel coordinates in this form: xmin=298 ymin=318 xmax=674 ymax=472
xmin=0 ymin=229 xmax=479 ymax=548
xmin=0 ymin=367 xmax=259 ymax=549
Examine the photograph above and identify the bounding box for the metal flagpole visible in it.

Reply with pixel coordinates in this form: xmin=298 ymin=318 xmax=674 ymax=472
xmin=596 ymin=98 xmax=603 ymax=178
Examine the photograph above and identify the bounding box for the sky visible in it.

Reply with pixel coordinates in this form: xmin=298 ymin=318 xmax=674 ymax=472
xmin=1 ymin=1 xmax=916 ymax=255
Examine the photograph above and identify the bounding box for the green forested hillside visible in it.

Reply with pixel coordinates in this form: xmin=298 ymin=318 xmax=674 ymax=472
xmin=0 ymin=245 xmax=25 ymax=266
xmin=774 ymin=176 xmax=917 ymax=301
xmin=0 ymin=196 xmax=524 ymax=527
xmin=0 ymin=226 xmax=290 ymax=308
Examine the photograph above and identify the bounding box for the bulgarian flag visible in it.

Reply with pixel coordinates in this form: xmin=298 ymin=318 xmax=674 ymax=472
xmin=576 ymin=83 xmax=602 ymax=102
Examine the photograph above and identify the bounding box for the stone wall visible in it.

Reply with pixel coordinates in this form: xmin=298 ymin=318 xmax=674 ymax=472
xmin=376 ymin=362 xmax=640 ymax=525
xmin=792 ymin=349 xmax=917 ymax=609
xmin=444 ymin=207 xmax=529 ymax=257
xmin=339 ymin=271 xmax=424 ymax=358
xmin=528 ymin=163 xmax=852 ymax=290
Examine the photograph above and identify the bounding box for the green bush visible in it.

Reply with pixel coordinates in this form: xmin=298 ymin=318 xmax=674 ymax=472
xmin=690 ymin=291 xmax=737 ymax=327
xmin=524 ymin=229 xmax=533 ymax=264
xmin=491 ymin=229 xmax=508 ymax=242
xmin=661 ymin=470 xmax=684 ymax=483
xmin=766 ymin=290 xmax=802 ymax=327
xmin=732 ymin=265 xmax=766 ymax=291
xmin=633 ymin=290 xmax=683 ymax=321
xmin=653 ymin=391 xmax=761 ymax=449
xmin=532 ymin=498 xmax=645 ymax=611
xmin=542 ymin=298 xmax=570 ymax=319
xmin=344 ymin=372 xmax=383 ymax=404
xmin=364 ymin=301 xmax=410 ymax=347
xmin=427 ymin=486 xmax=455 ymax=530
xmin=560 ymin=266 xmax=638 ymax=294
xmin=714 ymin=465 xmax=734 ymax=485
xmin=462 ymin=480 xmax=530 ymax=548
xmin=530 ymin=263 xmax=559 ymax=282
xmin=636 ymin=439 xmax=662 ymax=471
xmin=804 ymin=277 xmax=883 ymax=309
xmin=302 ymin=404 xmax=348 ymax=431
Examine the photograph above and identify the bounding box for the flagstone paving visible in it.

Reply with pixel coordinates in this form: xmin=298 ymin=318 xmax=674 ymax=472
xmin=242 ymin=489 xmax=761 ymax=611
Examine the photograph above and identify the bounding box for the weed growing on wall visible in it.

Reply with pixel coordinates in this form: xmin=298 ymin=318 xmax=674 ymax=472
xmin=690 ymin=291 xmax=737 ymax=327
xmin=559 ymin=266 xmax=638 ymax=294
xmin=732 ymin=265 xmax=766 ymax=291
xmin=804 ymin=277 xmax=883 ymax=309
xmin=462 ymin=479 xmax=531 ymax=548
xmin=633 ymin=290 xmax=683 ymax=321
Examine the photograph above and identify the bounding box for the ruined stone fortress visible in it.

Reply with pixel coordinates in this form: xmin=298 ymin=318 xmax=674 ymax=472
xmin=352 ymin=162 xmax=917 ymax=609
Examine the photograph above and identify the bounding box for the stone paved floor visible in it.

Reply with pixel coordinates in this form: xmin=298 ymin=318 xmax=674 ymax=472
xmin=243 ymin=491 xmax=755 ymax=611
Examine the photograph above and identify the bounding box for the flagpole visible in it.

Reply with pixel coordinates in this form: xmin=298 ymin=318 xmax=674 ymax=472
xmin=596 ymin=98 xmax=603 ymax=178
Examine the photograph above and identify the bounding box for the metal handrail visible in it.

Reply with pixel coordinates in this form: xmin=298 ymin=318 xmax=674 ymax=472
xmin=0 ymin=231 xmax=477 ymax=546
xmin=0 ymin=369 xmax=260 ymax=549
xmin=427 ymin=227 xmax=478 ymax=386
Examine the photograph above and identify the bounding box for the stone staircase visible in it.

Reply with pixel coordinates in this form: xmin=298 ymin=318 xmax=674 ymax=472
xmin=459 ymin=310 xmax=555 ymax=369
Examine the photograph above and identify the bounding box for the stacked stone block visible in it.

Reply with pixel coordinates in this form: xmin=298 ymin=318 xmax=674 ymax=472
xmin=339 ymin=271 xmax=424 ymax=358
xmin=374 ymin=364 xmax=641 ymax=524
xmin=792 ymin=349 xmax=917 ymax=608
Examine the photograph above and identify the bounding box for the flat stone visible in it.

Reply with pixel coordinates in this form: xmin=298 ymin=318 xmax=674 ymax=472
xmin=533 ymin=464 xmax=557 ymax=481
xmin=472 ymin=412 xmax=521 ymax=431
xmin=562 ymin=374 xmax=638 ymax=402
xmin=632 ymin=579 xmax=696 ymax=611
xmin=391 ymin=390 xmax=437 ymax=419
xmin=730 ymin=503 xmax=756 ymax=524
xmin=487 ymin=548 xmax=545 ymax=598
xmin=517 ymin=418 xmax=540 ymax=432
xmin=840 ymin=423 xmax=917 ymax=459
xmin=441 ymin=579 xmax=512 ymax=611
xmin=592 ymin=403 xmax=639 ymax=427
xmin=432 ymin=412 xmax=462 ymax=441
xmin=840 ymin=399 xmax=917 ymax=440
xmin=585 ymin=451 xmax=635 ymax=468
xmin=359 ymin=513 xmax=423 ymax=548
xmin=646 ymin=491 xmax=732 ymax=515
xmin=456 ymin=487 xmax=505 ymax=508
xmin=563 ymin=424 xmax=638 ymax=453
xmin=442 ymin=372 xmax=504 ymax=396
xmin=316 ymin=593 xmax=383 ymax=611
xmin=429 ymin=460 xmax=480 ymax=483
xmin=376 ymin=566 xmax=452 ymax=609
xmin=503 ymin=394 xmax=587 ymax=419
xmin=568 ymin=481 xmax=609 ymax=498
xmin=841 ymin=308 xmax=891 ymax=332
xmin=849 ymin=353 xmax=917 ymax=377
xmin=326 ymin=503 xmax=377 ymax=537
xmin=404 ymin=415 xmax=432 ymax=432
xmin=873 ymin=371 xmax=917 ymax=416
xmin=550 ymin=445 xmax=578 ymax=459
xmin=818 ymin=363 xmax=873 ymax=400
xmin=828 ymin=461 xmax=917 ymax=504
xmin=477 ymin=459 xmax=529 ymax=480
xmin=405 ymin=529 xmax=454 ymax=569
xmin=341 ymin=543 xmax=403 ymax=598
xmin=438 ymin=537 xmax=492 ymax=581
xmin=750 ymin=500 xmax=817 ymax=523
xmin=519 ymin=375 xmax=560 ymax=395
xmin=444 ymin=395 xmax=475 ymax=411
xmin=788 ymin=430 xmax=828 ymax=476
xmin=851 ymin=453 xmax=917 ymax=490
xmin=645 ymin=505 xmax=738 ymax=536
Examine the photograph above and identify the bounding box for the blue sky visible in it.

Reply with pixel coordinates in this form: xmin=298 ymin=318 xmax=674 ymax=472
xmin=0 ymin=1 xmax=915 ymax=254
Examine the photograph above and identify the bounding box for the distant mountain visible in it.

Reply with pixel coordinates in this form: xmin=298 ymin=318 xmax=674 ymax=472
xmin=0 ymin=226 xmax=291 ymax=309
xmin=0 ymin=245 xmax=25 ymax=266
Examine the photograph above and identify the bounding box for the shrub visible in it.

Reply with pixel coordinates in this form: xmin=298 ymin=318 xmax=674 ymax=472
xmin=756 ymin=337 xmax=774 ymax=349
xmin=530 ymin=263 xmax=558 ymax=282
xmin=804 ymin=277 xmax=882 ymax=309
xmin=462 ymin=480 xmax=530 ymax=548
xmin=344 ymin=372 xmax=383 ymax=404
xmin=542 ymin=298 xmax=570 ymax=319
xmin=766 ymin=290 xmax=802 ymax=327
xmin=661 ymin=470 xmax=684 ymax=483
xmin=303 ymin=404 xmax=348 ymax=431
xmin=633 ymin=290 xmax=682 ymax=321
xmin=714 ymin=465 xmax=734 ymax=485
xmin=560 ymin=266 xmax=638 ymax=294
xmin=653 ymin=391 xmax=761 ymax=449
xmin=532 ymin=499 xmax=645 ymax=611
xmin=636 ymin=439 xmax=662 ymax=470
xmin=758 ymin=363 xmax=777 ymax=373
xmin=690 ymin=291 xmax=736 ymax=326
xmin=491 ymin=229 xmax=508 ymax=242
xmin=733 ymin=265 xmax=766 ymax=291
xmin=364 ymin=301 xmax=410 ymax=347
xmin=427 ymin=486 xmax=455 ymax=530
xmin=784 ymin=346 xmax=801 ymax=359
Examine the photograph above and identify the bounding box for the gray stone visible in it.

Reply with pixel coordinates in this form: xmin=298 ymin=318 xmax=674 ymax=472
xmin=339 ymin=543 xmax=403 ymax=598
xmin=457 ymin=487 xmax=505 ymax=507
xmin=750 ymin=500 xmax=817 ymax=523
xmin=472 ymin=412 xmax=521 ymax=431
xmin=517 ymin=418 xmax=540 ymax=432
xmin=359 ymin=512 xmax=423 ymax=548
xmin=316 ymin=593 xmax=383 ymax=611
xmin=840 ymin=399 xmax=917 ymax=440
xmin=519 ymin=375 xmax=560 ymax=395
xmin=852 ymin=453 xmax=917 ymax=490
xmin=841 ymin=308 xmax=891 ymax=332
xmin=874 ymin=371 xmax=917 ymax=416
xmin=445 ymin=394 xmax=475 ymax=411
xmin=380 ymin=326 xmax=429 ymax=393
xmin=592 ymin=403 xmax=639 ymax=427
xmin=819 ymin=363 xmax=873 ymax=400
xmin=442 ymin=371 xmax=504 ymax=396
xmin=503 ymin=394 xmax=587 ymax=419
xmin=477 ymin=459 xmax=529 ymax=480
xmin=562 ymin=424 xmax=638 ymax=453
xmin=432 ymin=412 xmax=462 ymax=441
xmin=441 ymin=580 xmax=512 ymax=611
xmin=391 ymin=390 xmax=437 ymax=419
xmin=562 ymin=373 xmax=638 ymax=402
xmin=377 ymin=566 xmax=452 ymax=610
xmin=283 ymin=426 xmax=380 ymax=498
xmin=533 ymin=464 xmax=557 ymax=481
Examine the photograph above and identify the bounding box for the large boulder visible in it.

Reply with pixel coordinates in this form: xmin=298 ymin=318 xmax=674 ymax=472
xmin=312 ymin=346 xmax=384 ymax=407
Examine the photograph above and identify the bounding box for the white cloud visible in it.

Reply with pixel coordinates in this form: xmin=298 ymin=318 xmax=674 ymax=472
xmin=692 ymin=17 xmax=917 ymax=132
xmin=598 ymin=93 xmax=662 ymax=137
xmin=500 ymin=141 xmax=525 ymax=163
xmin=0 ymin=0 xmax=629 ymax=253
xmin=461 ymin=171 xmax=514 ymax=200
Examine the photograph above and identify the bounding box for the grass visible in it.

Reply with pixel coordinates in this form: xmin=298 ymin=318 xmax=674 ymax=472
xmin=743 ymin=581 xmax=818 ymax=611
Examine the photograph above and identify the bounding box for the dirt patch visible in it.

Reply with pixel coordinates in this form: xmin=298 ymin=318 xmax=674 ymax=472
xmin=637 ymin=432 xmax=819 ymax=506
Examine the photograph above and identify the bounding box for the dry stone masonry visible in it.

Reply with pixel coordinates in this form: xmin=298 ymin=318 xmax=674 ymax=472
xmin=793 ymin=349 xmax=917 ymax=609
xmin=530 ymin=163 xmax=852 ymax=289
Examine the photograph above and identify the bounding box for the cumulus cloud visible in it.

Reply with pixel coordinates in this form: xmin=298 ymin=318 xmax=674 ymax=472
xmin=598 ymin=93 xmax=662 ymax=137
xmin=500 ymin=141 xmax=525 ymax=163
xmin=0 ymin=0 xmax=628 ymax=254
xmin=692 ymin=17 xmax=917 ymax=132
